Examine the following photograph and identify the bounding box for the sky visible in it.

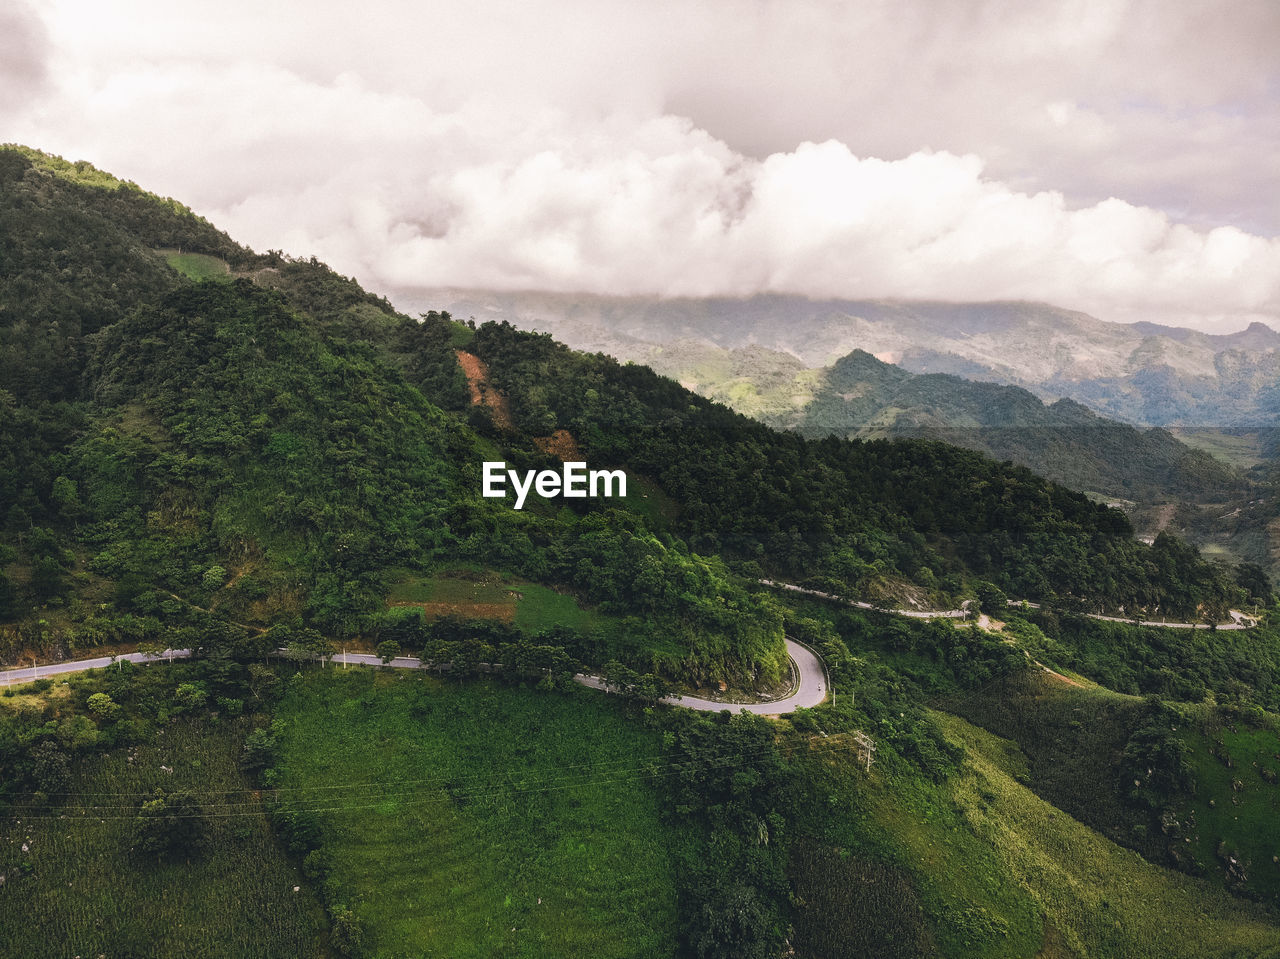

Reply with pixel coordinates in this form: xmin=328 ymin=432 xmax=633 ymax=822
xmin=5 ymin=0 xmax=1280 ymax=331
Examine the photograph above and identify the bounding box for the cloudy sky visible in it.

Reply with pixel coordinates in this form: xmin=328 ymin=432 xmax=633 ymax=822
xmin=5 ymin=0 xmax=1280 ymax=330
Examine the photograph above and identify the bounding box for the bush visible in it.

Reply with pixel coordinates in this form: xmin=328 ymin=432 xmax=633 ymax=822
xmin=241 ymin=725 xmax=278 ymax=772
xmin=173 ymin=682 xmax=208 ymax=711
xmin=975 ymin=582 xmax=1008 ymax=615
xmin=86 ymin=692 xmax=119 ymax=719
xmin=216 ymin=696 xmax=244 ymax=716
xmin=330 ymin=905 xmax=364 ymax=957
xmin=132 ymin=789 xmax=206 ymax=860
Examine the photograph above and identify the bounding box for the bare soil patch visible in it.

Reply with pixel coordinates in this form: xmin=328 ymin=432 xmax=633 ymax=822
xmin=455 ymin=350 xmax=514 ymax=429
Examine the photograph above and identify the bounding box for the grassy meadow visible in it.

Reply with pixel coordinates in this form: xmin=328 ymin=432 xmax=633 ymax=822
xmin=788 ymin=704 xmax=1280 ymax=959
xmin=1182 ymin=712 xmax=1280 ymax=903
xmin=164 ymin=250 xmax=233 ymax=282
xmin=270 ymin=668 xmax=680 ymax=959
xmin=923 ymin=712 xmax=1280 ymax=958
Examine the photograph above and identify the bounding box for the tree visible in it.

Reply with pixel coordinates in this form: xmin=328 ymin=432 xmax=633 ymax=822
xmin=86 ymin=692 xmax=119 ymax=719
xmin=241 ymin=725 xmax=277 ymax=773
xmin=693 ymin=881 xmax=775 ymax=959
xmin=50 ymin=475 xmax=84 ymax=520
xmin=30 ymin=556 xmax=65 ymax=603
xmin=376 ymin=639 xmax=401 ymax=664
xmin=29 ymin=740 xmax=71 ymax=795
xmin=0 ymin=569 xmax=15 ymax=620
xmin=247 ymin=662 xmax=279 ymax=700
xmin=975 ymin=581 xmax=1007 ymax=615
xmin=330 ymin=905 xmax=365 ymax=956
xmin=133 ymin=789 xmax=205 ymax=860
xmin=282 ymin=625 xmax=334 ymax=667
xmin=173 ymin=682 xmax=208 ymax=711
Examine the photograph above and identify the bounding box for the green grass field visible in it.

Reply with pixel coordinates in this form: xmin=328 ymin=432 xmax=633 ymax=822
xmin=389 ymin=570 xmax=517 ymax=606
xmin=271 ymin=669 xmax=680 ymax=958
xmin=0 ymin=717 xmax=328 ymax=958
xmin=1167 ymin=428 xmax=1268 ymax=471
xmin=790 ymin=706 xmax=1280 ymax=958
xmin=622 ymin=474 xmax=681 ymax=531
xmin=947 ymin=669 xmax=1280 ymax=906
xmin=164 ymin=251 xmax=233 ymax=282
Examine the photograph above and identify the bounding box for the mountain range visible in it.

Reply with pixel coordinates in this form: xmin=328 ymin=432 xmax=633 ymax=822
xmin=416 ymin=290 xmax=1280 ymax=427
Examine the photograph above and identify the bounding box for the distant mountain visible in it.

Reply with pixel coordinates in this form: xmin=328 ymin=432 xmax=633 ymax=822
xmin=790 ymin=349 xmax=1243 ymax=501
xmin=413 ymin=290 xmax=1280 ymax=427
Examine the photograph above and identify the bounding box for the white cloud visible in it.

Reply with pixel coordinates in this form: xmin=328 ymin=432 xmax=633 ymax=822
xmin=6 ymin=0 xmax=1280 ymax=331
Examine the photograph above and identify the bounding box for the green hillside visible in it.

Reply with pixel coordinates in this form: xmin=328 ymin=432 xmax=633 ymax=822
xmin=3 ymin=145 xmax=1280 ymax=958
xmin=431 ymin=291 xmax=1280 ymax=577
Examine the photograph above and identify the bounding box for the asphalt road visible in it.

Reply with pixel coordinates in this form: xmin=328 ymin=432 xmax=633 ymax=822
xmin=2 ymin=642 xmax=830 ymax=714
xmin=574 ymin=638 xmax=827 ymax=714
xmin=2 ymin=649 xmax=193 ymax=685
xmin=759 ymin=579 xmax=1256 ymax=629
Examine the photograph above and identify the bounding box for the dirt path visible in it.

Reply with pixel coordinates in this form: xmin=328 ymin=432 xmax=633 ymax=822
xmin=1006 ymin=640 xmax=1087 ymax=689
xmin=164 ymin=591 xmax=267 ymax=635
xmin=1038 ymin=665 xmax=1085 ymax=689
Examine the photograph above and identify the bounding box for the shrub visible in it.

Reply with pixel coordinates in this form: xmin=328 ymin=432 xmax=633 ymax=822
xmin=86 ymin=692 xmax=120 ymax=719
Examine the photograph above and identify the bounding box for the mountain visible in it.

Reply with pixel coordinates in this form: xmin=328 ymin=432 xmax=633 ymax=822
xmin=5 ymin=146 xmax=1280 ymax=958
xmin=416 ymin=289 xmax=1280 ymax=426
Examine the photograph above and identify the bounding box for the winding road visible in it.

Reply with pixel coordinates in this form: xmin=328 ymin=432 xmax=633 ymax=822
xmin=760 ymin=579 xmax=1258 ymax=630
xmin=1 ymin=640 xmax=830 ymax=715
xmin=574 ymin=639 xmax=828 ymax=714
xmin=4 ymin=579 xmax=1255 ymax=707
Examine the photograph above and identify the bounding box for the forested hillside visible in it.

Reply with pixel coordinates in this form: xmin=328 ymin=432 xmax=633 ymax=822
xmin=4 ymin=146 xmax=1280 ymax=959
xmin=428 ymin=289 xmax=1280 ymax=578
xmin=2 ymin=143 xmax=1258 ymax=674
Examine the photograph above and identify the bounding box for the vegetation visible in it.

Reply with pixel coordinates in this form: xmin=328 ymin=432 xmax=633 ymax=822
xmin=0 ymin=678 xmax=327 ymax=958
xmin=468 ymin=321 xmax=1254 ymax=616
xmin=268 ymin=669 xmax=680 ymax=959
xmin=4 ymin=144 xmax=1280 ymax=957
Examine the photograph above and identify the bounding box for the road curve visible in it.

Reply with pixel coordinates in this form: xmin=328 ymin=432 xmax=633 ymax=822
xmin=2 ymin=642 xmax=829 ymax=715
xmin=573 ymin=638 xmax=827 ymax=714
